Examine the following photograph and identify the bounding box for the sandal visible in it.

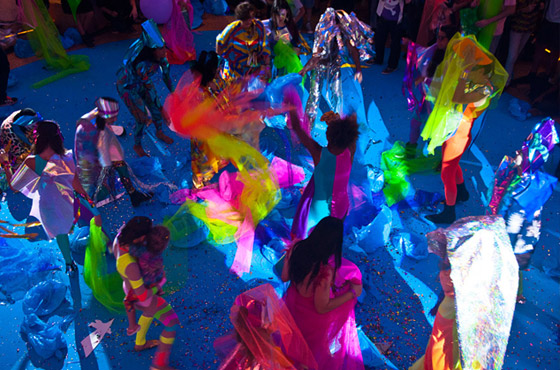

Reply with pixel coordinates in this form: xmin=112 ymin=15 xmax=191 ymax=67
xmin=516 ymin=295 xmax=527 ymax=304
xmin=134 ymin=339 xmax=159 ymax=352
xmin=127 ymin=326 xmax=141 ymax=336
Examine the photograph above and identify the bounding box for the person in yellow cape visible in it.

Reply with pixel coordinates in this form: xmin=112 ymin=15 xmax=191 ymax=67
xmin=422 ymin=34 xmax=507 ymax=224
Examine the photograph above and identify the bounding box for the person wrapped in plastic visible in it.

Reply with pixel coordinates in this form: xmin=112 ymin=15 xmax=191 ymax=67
xmin=422 ymin=34 xmax=507 ymax=223
xmin=216 ymin=1 xmax=271 ymax=81
xmin=300 ymin=7 xmax=373 ymax=130
xmin=263 ymin=0 xmax=311 ymax=78
xmin=74 ymin=97 xmax=152 ymax=207
xmin=282 ymin=217 xmax=364 ymax=369
xmin=487 ymin=118 xmax=558 ymax=304
xmin=215 ymin=284 xmax=317 ymax=370
xmin=0 ymin=120 xmax=100 ymax=274
xmin=410 ymin=215 xmax=518 ymax=370
xmin=116 ymin=20 xmax=175 ymax=157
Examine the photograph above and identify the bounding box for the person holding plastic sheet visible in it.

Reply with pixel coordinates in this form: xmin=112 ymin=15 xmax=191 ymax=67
xmin=286 ymin=87 xmax=359 ymax=239
xmin=0 ymin=120 xmax=101 ymax=274
xmin=113 ymin=216 xmax=180 ymax=370
xmin=282 ymin=216 xmax=364 ymax=369
xmin=487 ymin=118 xmax=558 ymax=304
xmin=0 ymin=108 xmax=40 ymax=168
xmin=423 ymin=34 xmax=507 ymax=224
xmin=263 ymin=0 xmax=311 ymax=78
xmin=215 ymin=284 xmax=318 ymax=370
xmin=216 ymin=2 xmax=271 ymax=81
xmin=403 ymin=25 xmax=459 ymax=158
xmin=75 ymin=97 xmax=152 ymax=207
xmin=410 ymin=216 xmax=518 ymax=370
xmin=116 ymin=20 xmax=175 ymax=158
xmin=300 ymin=7 xmax=373 ymax=131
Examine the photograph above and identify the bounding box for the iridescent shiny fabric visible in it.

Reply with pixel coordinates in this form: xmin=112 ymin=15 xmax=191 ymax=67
xmin=427 ymin=216 xmax=518 ymax=370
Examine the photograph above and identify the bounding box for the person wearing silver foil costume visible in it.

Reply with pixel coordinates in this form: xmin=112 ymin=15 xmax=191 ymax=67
xmin=74 ymin=97 xmax=152 ymax=207
xmin=300 ymin=8 xmax=374 ymax=131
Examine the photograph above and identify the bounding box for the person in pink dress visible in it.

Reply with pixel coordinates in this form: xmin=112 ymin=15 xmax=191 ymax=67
xmin=281 ymin=216 xmax=364 ymax=369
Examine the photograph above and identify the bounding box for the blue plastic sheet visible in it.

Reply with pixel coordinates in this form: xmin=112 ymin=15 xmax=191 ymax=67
xmin=20 ymin=313 xmax=72 ymax=360
xmin=391 ymin=231 xmax=428 ymax=260
xmin=191 ymin=0 xmax=204 ymax=29
xmin=0 ymin=238 xmax=58 ymax=304
xmin=22 ymin=280 xmax=67 ymax=317
xmin=203 ymin=0 xmax=227 ymax=15
xmin=357 ymin=326 xmax=398 ymax=369
xmin=70 ymin=226 xmax=90 ymax=265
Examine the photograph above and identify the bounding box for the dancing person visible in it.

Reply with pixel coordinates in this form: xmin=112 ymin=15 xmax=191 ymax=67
xmin=75 ymin=97 xmax=152 ymax=207
xmin=188 ymin=51 xmax=230 ymax=189
xmin=0 ymin=120 xmax=100 ymax=274
xmin=404 ymin=25 xmax=459 ymax=156
xmin=422 ymin=34 xmax=507 ymax=224
xmin=0 ymin=46 xmax=16 ymax=106
xmin=282 ymin=216 xmax=364 ymax=369
xmin=114 ymin=216 xmax=180 ymax=370
xmin=263 ymin=0 xmax=311 ymax=77
xmin=0 ymin=108 xmax=39 ymax=167
xmin=116 ymin=20 xmax=175 ymax=157
xmin=285 ymin=87 xmax=359 ymax=238
xmin=410 ymin=216 xmax=518 ymax=370
xmin=215 ymin=2 xmax=271 ymax=81
xmin=125 ymin=225 xmax=171 ymax=336
xmin=301 ymin=7 xmax=373 ymax=130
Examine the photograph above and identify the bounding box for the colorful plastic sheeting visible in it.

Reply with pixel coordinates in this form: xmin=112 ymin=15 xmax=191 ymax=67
xmin=162 ymin=0 xmax=196 ymax=64
xmin=20 ymin=0 xmax=90 ymax=88
xmin=22 ymin=280 xmax=67 ymax=317
xmin=20 ymin=313 xmax=69 ymax=360
xmin=0 ymin=238 xmax=56 ymax=304
xmin=427 ymin=216 xmax=518 ymax=370
xmin=421 ymin=34 xmax=507 ymax=154
xmin=215 ymin=284 xmax=317 ymax=370
xmin=83 ymin=219 xmax=125 ymax=313
xmin=403 ymin=42 xmax=436 ymax=114
xmin=165 ymin=74 xmax=280 ymax=275
xmin=381 ymin=141 xmax=441 ymax=206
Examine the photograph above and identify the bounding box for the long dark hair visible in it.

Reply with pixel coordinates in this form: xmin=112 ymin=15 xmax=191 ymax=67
xmin=32 ymin=120 xmax=65 ymax=155
xmin=270 ymin=0 xmax=300 ymax=47
xmin=288 ymin=216 xmax=344 ymax=288
xmin=326 ymin=115 xmax=359 ymax=150
xmin=191 ymin=50 xmax=220 ymax=87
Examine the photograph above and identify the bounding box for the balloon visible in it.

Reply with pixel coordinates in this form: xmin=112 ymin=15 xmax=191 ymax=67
xmin=140 ymin=0 xmax=173 ymax=24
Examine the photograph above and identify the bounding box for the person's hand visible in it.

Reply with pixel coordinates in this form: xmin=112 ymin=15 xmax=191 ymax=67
xmin=350 ymin=283 xmax=363 ymax=297
xmin=94 ymin=215 xmax=102 ymax=228
xmin=131 ymin=6 xmax=138 ymax=20
xmin=475 ymin=19 xmax=490 ymax=28
xmin=354 ymin=70 xmax=363 ymax=83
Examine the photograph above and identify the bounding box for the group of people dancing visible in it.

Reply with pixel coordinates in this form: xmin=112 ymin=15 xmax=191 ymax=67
xmin=0 ymin=0 xmax=557 ymax=369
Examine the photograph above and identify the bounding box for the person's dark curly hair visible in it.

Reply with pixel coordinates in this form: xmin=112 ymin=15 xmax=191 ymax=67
xmin=191 ymin=50 xmax=219 ymax=87
xmin=235 ymin=1 xmax=256 ymax=21
xmin=118 ymin=216 xmax=153 ymax=245
xmin=326 ymin=115 xmax=359 ymax=150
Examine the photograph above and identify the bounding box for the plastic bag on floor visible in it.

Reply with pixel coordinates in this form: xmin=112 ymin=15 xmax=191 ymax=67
xmin=354 ymin=205 xmax=392 ymax=253
xmin=392 ymin=231 xmax=428 ymax=260
xmin=0 ymin=239 xmax=58 ymax=304
xmin=20 ymin=313 xmax=68 ymax=360
xmin=70 ymin=226 xmax=90 ymax=265
xmin=22 ymin=280 xmax=67 ymax=317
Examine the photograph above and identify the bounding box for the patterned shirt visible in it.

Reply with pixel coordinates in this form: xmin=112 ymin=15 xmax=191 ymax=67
xmin=216 ymin=20 xmax=271 ymax=79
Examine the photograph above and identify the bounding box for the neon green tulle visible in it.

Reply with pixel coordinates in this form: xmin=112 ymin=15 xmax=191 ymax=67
xmin=83 ymin=219 xmax=125 ymax=313
xmin=421 ymin=34 xmax=507 ymax=154
xmin=273 ymin=41 xmax=303 ymax=77
xmin=381 ymin=141 xmax=441 ymax=206
xmin=21 ymin=0 xmax=90 ymax=89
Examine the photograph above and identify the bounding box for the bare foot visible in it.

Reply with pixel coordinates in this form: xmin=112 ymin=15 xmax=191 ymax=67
xmin=133 ymin=144 xmax=149 ymax=157
xmin=127 ymin=325 xmax=140 ymax=336
xmin=134 ymin=339 xmax=159 ymax=352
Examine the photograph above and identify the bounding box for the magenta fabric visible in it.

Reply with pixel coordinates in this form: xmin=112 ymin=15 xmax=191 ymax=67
xmin=162 ymin=0 xmax=196 ymax=64
xmin=284 ymin=257 xmax=364 ymax=370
